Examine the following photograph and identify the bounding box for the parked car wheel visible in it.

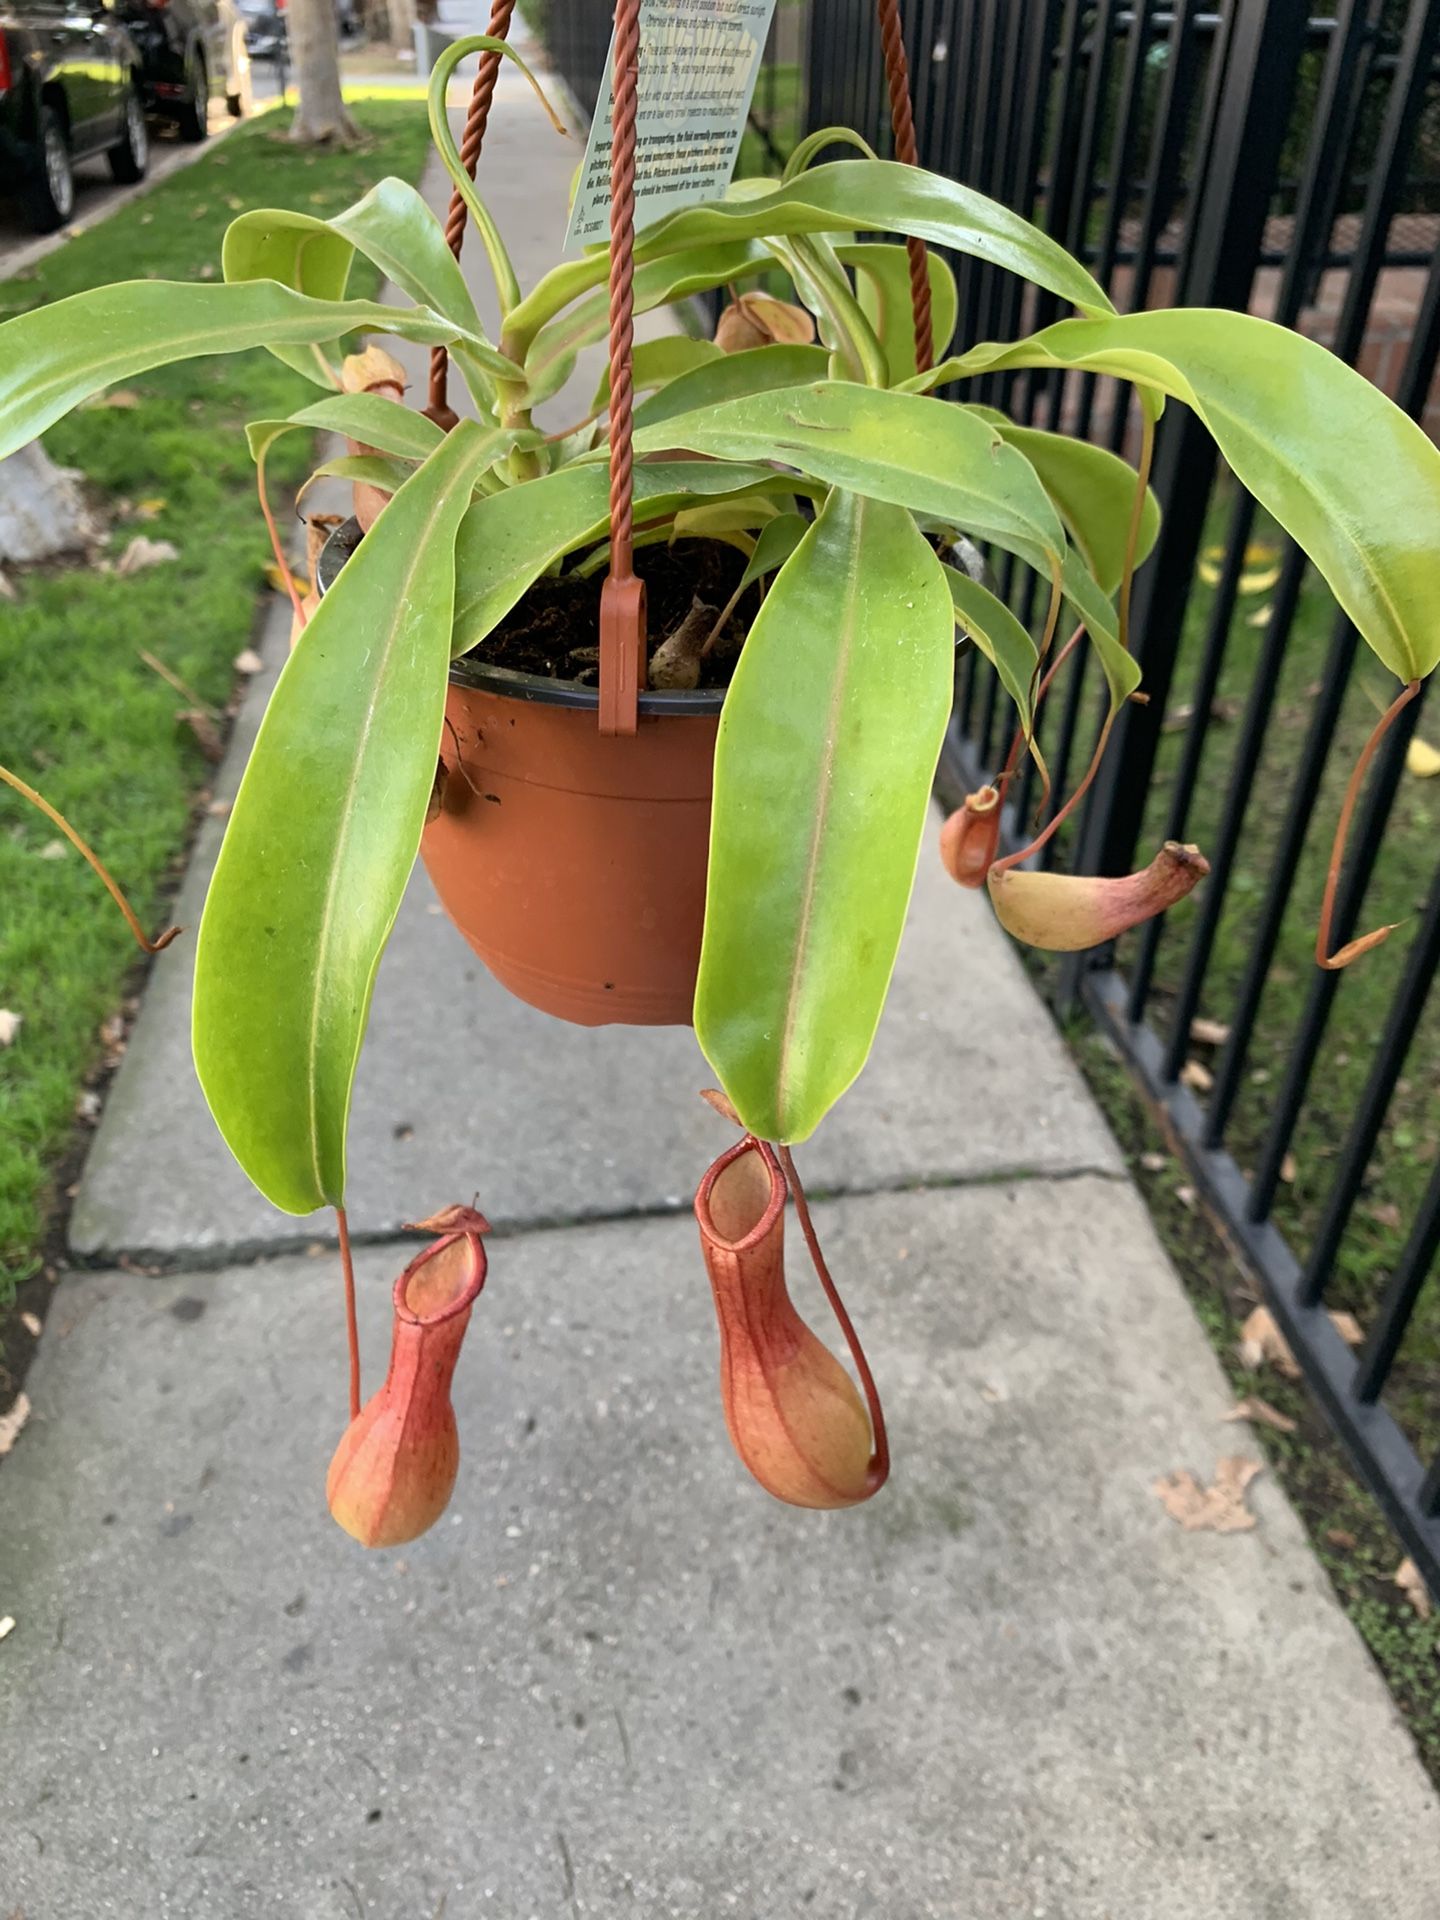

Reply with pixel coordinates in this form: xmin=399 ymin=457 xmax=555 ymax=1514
xmin=19 ymin=104 xmax=75 ymax=233
xmin=176 ymin=44 xmax=209 ymax=140
xmin=225 ymin=23 xmax=252 ymax=116
xmin=108 ymin=84 xmax=150 ymax=184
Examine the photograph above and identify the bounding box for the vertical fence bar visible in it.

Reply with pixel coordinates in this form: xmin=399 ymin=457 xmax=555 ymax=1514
xmin=1056 ymin=0 xmax=1311 ymax=1018
xmin=1132 ymin=0 xmax=1382 ymax=1046
xmin=1070 ymin=0 xmax=1157 ymax=443
xmin=1353 ymin=1158 xmax=1440 ymax=1410
xmin=1195 ymin=6 xmax=1440 ymax=1141
xmin=1303 ymin=843 xmax=1440 ymax=1319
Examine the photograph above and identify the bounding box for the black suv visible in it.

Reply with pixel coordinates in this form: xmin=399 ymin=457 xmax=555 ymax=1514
xmin=0 ymin=0 xmax=149 ymax=232
xmin=118 ymin=0 xmax=250 ymax=140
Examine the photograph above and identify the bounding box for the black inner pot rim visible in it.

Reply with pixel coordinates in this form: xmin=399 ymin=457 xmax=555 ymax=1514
xmin=317 ymin=517 xmax=727 ymax=717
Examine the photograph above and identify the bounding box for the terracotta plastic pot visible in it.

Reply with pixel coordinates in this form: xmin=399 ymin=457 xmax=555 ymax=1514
xmin=319 ymin=521 xmax=722 ymax=1028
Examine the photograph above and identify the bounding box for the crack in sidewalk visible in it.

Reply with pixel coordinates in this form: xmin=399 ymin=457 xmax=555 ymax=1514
xmin=66 ymin=1161 xmax=1130 ymax=1278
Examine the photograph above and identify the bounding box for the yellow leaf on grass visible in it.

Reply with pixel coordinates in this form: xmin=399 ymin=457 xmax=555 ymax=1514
xmin=266 ymin=563 xmax=313 ymax=598
xmin=1406 ymin=736 xmax=1440 ymax=778
xmin=1196 ymin=541 xmax=1279 ymax=593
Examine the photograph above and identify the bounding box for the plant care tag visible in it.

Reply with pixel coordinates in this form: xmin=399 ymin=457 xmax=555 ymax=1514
xmin=562 ymin=0 xmax=781 ymax=254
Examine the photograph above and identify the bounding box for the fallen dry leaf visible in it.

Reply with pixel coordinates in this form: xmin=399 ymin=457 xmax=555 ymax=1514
xmin=1237 ymin=1305 xmax=1300 ymax=1378
xmin=1180 ymin=1058 xmax=1214 ymax=1094
xmin=233 ymin=648 xmax=264 ymax=675
xmin=1330 ymin=1309 xmax=1364 ymax=1347
xmin=20 ymin=1312 xmax=41 ymax=1339
xmin=1280 ymin=1150 xmax=1298 ymax=1185
xmin=1221 ymin=1394 xmax=1298 ymax=1434
xmin=90 ymin=388 xmax=142 ymax=410
xmin=133 ymin=497 xmax=166 ymax=520
xmin=75 ymin=1090 xmax=102 ymax=1124
xmin=0 ymin=1011 xmax=20 ymax=1048
xmin=1238 ymin=1302 xmax=1361 ymax=1375
xmin=1175 ymin=1184 xmax=1197 ymax=1211
xmin=36 ymin=839 xmax=67 ymax=861
xmin=1139 ymin=1150 xmax=1167 ymax=1173
xmin=1153 ymin=1456 xmax=1263 ymax=1533
xmin=1396 ymin=1557 xmax=1433 ymax=1621
xmin=0 ymin=1393 xmax=31 ymax=1457
xmin=1405 ymin=736 xmax=1440 ymax=779
xmin=1368 ymin=1200 xmax=1403 ymax=1230
xmin=116 ymin=535 xmax=179 ymax=576
xmin=1326 ymin=1528 xmax=1357 ymax=1550
xmin=0 ymin=569 xmax=16 ymax=602
xmin=206 ymin=797 xmax=233 ymax=818
xmin=1190 ymin=1016 xmax=1231 ymax=1047
xmin=0 ymin=1616 xmax=14 ymax=1642
xmin=178 ymin=709 xmax=225 ymax=764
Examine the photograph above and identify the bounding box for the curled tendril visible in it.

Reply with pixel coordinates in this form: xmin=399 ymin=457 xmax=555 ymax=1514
xmin=0 ymin=764 xmax=182 ymax=954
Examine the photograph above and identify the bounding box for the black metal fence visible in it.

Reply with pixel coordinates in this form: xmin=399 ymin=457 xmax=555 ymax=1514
xmin=539 ymin=0 xmax=1440 ymax=1589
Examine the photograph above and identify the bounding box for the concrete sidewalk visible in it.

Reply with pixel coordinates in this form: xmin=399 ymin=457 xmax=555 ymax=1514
xmin=4 ymin=24 xmax=1440 ymax=1919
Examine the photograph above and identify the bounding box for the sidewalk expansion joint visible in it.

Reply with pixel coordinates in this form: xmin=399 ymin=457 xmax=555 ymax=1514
xmin=66 ymin=1162 xmax=1130 ymax=1278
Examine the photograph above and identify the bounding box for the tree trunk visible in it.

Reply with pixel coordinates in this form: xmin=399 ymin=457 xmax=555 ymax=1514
xmin=0 ymin=443 xmax=98 ymax=571
xmin=385 ymin=0 xmax=417 ymax=50
xmin=288 ymin=0 xmax=360 ymax=146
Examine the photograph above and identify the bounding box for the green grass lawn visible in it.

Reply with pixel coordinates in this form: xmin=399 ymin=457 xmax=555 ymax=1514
xmin=0 ymin=98 xmax=434 ymax=1309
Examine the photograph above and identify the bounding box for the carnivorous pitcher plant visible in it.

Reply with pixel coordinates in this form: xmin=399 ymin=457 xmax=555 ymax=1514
xmin=3 ymin=36 xmax=1438 ymax=1530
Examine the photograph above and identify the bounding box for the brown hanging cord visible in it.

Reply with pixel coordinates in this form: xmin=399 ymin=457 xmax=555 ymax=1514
xmin=598 ymin=0 xmax=646 ymax=737
xmin=874 ymin=0 xmax=933 ymax=374
xmin=425 ymin=0 xmax=517 ymax=429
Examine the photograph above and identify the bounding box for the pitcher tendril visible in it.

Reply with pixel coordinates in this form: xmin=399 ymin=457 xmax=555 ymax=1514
xmin=0 ymin=765 xmax=182 ymax=954
xmin=1316 ymin=677 xmax=1423 ymax=971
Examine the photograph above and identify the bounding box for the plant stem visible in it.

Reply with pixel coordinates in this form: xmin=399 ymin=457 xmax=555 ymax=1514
xmin=336 ymin=1204 xmax=361 ymax=1421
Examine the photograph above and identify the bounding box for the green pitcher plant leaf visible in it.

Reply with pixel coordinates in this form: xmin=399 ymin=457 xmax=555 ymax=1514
xmin=522 ymin=240 xmax=775 ymax=405
xmin=192 ymin=419 xmax=498 ymax=1215
xmin=632 ymin=343 xmax=833 ymax=432
xmin=940 ymin=311 xmax=1440 ymax=684
xmin=738 ymin=512 xmax=810 ymax=591
xmin=329 ymin=178 xmax=485 ymax=335
xmin=1061 ymin=550 xmax=1143 ymax=713
xmin=966 ymin=406 xmax=1160 ymax=594
xmin=245 ymin=392 xmax=449 ymax=468
xmin=504 ymin=160 xmax=1113 ymax=353
xmin=633 ymin=380 xmax=1068 ymax=573
xmin=296 ymin=453 xmax=415 ymax=504
xmin=451 ymin=461 xmax=786 ymax=655
xmin=0 ymin=280 xmax=483 ymax=462
xmin=943 ymin=566 xmax=1039 ymax=736
xmin=223 ymin=178 xmax=489 ymax=390
xmin=589 ymin=334 xmax=724 ymax=411
xmin=837 ymin=242 xmax=960 ymax=383
xmin=695 ymin=489 xmax=955 ymax=1143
